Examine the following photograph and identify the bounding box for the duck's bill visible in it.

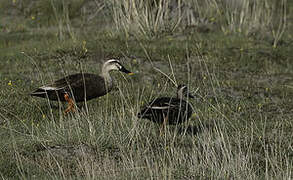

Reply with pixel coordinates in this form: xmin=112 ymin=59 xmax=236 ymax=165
xmin=120 ymin=66 xmax=134 ymax=75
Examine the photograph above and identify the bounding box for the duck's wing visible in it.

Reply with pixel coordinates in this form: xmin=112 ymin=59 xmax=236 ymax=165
xmin=30 ymin=73 xmax=99 ymax=99
xmin=31 ymin=73 xmax=82 ymax=94
xmin=138 ymin=97 xmax=175 ymax=116
xmin=138 ymin=97 xmax=179 ymax=121
xmin=52 ymin=73 xmax=87 ymax=89
xmin=138 ymin=97 xmax=192 ymax=124
xmin=147 ymin=98 xmax=192 ymax=116
xmin=146 ymin=97 xmax=178 ymax=109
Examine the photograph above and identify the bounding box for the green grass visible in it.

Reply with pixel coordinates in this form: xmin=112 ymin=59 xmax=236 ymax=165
xmin=1 ymin=0 xmax=293 ymax=179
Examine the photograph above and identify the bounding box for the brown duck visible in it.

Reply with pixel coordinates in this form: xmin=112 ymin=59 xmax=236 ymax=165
xmin=31 ymin=59 xmax=133 ymax=113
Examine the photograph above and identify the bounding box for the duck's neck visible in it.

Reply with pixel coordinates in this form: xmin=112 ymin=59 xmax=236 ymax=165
xmin=101 ymin=69 xmax=113 ymax=91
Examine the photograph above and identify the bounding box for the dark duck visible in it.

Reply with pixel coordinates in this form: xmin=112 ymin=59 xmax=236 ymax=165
xmin=138 ymin=84 xmax=194 ymax=132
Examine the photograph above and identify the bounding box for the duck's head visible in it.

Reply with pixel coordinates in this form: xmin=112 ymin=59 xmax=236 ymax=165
xmin=177 ymin=84 xmax=194 ymax=99
xmin=103 ymin=59 xmax=134 ymax=75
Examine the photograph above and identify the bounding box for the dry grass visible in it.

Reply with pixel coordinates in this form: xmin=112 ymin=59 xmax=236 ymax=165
xmin=111 ymin=0 xmax=288 ymax=47
xmin=0 ymin=0 xmax=293 ymax=179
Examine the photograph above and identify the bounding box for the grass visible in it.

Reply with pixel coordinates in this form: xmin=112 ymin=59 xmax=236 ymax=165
xmin=1 ymin=0 xmax=293 ymax=179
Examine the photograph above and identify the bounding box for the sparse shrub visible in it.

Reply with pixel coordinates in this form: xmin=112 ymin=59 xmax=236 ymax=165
xmin=109 ymin=0 xmax=288 ymax=45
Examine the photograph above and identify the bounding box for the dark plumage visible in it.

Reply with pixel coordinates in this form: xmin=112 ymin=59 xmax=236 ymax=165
xmin=138 ymin=85 xmax=194 ymax=125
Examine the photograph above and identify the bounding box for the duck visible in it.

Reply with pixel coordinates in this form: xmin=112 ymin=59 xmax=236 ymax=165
xmin=31 ymin=59 xmax=134 ymax=113
xmin=137 ymin=84 xmax=194 ymax=132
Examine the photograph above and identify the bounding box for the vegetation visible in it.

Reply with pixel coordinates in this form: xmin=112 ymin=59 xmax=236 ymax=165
xmin=0 ymin=0 xmax=293 ymax=179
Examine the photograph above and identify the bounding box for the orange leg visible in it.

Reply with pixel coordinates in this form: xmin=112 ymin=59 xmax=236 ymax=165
xmin=160 ymin=114 xmax=168 ymax=136
xmin=64 ymin=93 xmax=75 ymax=114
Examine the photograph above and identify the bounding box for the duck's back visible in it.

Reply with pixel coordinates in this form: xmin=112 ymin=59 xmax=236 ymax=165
xmin=138 ymin=97 xmax=192 ymax=125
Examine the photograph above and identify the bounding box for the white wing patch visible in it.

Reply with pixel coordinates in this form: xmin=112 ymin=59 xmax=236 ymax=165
xmin=148 ymin=106 xmax=170 ymax=110
xmin=148 ymin=104 xmax=176 ymax=110
xmin=40 ymin=86 xmax=64 ymax=91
